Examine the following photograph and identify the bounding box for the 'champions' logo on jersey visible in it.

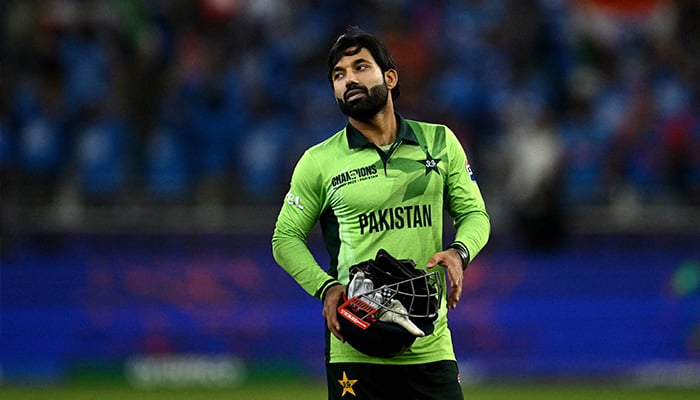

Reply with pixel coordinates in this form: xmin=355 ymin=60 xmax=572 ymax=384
xmin=331 ymin=164 xmax=378 ymax=188
xmin=358 ymin=204 xmax=432 ymax=234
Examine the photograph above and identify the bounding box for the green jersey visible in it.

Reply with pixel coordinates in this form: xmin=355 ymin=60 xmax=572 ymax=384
xmin=272 ymin=114 xmax=490 ymax=364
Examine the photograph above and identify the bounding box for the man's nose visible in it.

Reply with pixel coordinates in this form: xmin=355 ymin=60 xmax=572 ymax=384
xmin=344 ymin=70 xmax=359 ymax=84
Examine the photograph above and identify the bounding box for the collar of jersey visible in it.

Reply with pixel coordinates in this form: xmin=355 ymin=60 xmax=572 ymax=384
xmin=345 ymin=113 xmax=420 ymax=149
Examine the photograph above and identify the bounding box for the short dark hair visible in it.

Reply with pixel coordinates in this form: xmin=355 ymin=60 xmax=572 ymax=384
xmin=326 ymin=26 xmax=400 ymax=101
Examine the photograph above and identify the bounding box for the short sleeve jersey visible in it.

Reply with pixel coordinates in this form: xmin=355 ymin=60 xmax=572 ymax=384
xmin=272 ymin=114 xmax=490 ymax=364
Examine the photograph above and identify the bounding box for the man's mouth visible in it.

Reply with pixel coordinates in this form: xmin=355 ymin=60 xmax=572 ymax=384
xmin=345 ymin=88 xmax=366 ymax=102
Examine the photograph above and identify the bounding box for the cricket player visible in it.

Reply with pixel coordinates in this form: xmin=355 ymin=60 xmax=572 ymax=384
xmin=272 ymin=26 xmax=490 ymax=399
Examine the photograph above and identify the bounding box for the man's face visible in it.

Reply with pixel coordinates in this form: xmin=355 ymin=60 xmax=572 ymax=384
xmin=331 ymin=47 xmax=390 ymax=121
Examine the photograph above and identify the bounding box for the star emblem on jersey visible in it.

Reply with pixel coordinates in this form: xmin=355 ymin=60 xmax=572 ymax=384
xmin=418 ymin=151 xmax=441 ymax=175
xmin=338 ymin=371 xmax=358 ymax=397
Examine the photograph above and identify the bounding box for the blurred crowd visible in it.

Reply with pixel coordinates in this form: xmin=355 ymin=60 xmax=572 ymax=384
xmin=2 ymin=0 xmax=699 ymax=213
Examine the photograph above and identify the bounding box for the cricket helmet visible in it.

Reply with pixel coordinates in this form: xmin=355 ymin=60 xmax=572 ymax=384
xmin=336 ymin=249 xmax=442 ymax=358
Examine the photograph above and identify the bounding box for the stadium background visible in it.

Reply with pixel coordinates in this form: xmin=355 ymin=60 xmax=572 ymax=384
xmin=2 ymin=0 xmax=699 ymax=396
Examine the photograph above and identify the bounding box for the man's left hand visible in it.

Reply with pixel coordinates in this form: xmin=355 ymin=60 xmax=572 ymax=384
xmin=427 ymin=249 xmax=464 ymax=309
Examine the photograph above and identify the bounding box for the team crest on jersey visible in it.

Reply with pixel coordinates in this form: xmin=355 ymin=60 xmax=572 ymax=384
xmin=338 ymin=371 xmax=358 ymax=396
xmin=417 ymin=150 xmax=441 ymax=175
xmin=331 ymin=164 xmax=379 ymax=189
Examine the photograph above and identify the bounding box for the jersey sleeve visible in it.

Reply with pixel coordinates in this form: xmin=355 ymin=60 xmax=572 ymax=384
xmin=443 ymin=128 xmax=491 ymax=262
xmin=271 ymin=150 xmax=340 ymax=300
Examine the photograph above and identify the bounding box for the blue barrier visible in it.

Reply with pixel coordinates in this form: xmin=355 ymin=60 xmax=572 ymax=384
xmin=1 ymin=233 xmax=699 ymax=382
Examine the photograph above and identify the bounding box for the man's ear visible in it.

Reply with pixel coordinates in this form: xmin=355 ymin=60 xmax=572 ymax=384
xmin=384 ymin=69 xmax=398 ymax=90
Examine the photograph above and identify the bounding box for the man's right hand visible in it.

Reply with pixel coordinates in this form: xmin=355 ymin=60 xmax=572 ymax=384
xmin=322 ymin=284 xmax=346 ymax=342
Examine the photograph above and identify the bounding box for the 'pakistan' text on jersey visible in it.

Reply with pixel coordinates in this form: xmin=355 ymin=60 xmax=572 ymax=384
xmin=272 ymin=114 xmax=490 ymax=365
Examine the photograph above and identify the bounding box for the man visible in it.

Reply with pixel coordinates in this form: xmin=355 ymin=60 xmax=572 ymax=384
xmin=272 ymin=27 xmax=490 ymax=399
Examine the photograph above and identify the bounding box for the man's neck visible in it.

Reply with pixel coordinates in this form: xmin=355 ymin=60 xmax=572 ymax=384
xmin=349 ymin=106 xmax=397 ymax=147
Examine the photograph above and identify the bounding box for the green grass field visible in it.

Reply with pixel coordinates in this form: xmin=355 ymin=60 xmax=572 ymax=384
xmin=3 ymin=381 xmax=699 ymax=400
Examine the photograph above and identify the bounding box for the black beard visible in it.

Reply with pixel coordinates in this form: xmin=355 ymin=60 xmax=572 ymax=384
xmin=337 ymin=82 xmax=389 ymax=121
